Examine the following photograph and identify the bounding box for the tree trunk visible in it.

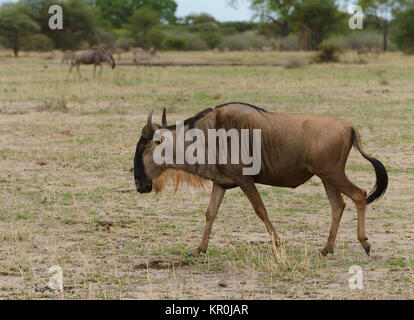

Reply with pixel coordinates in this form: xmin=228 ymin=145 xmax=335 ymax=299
xmin=298 ymin=25 xmax=310 ymax=51
xmin=13 ymin=33 xmax=19 ymax=57
xmin=383 ymin=21 xmax=388 ymax=52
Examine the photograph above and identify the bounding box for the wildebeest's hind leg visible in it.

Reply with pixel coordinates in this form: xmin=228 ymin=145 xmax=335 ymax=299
xmin=320 ymin=181 xmax=346 ymax=256
xmin=76 ymin=64 xmax=82 ymax=79
xmin=322 ymin=172 xmax=371 ymax=256
xmin=237 ymin=179 xmax=280 ymax=247
xmin=188 ymin=183 xmax=225 ymax=257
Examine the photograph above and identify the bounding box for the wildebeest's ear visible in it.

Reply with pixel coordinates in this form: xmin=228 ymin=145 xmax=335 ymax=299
xmin=162 ymin=108 xmax=167 ymax=127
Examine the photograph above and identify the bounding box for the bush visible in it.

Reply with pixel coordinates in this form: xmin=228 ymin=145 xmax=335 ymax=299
xmin=224 ymin=34 xmax=248 ymax=51
xmin=96 ymin=28 xmax=116 ymax=48
xmin=223 ymin=32 xmax=272 ymax=51
xmin=189 ymin=22 xmax=220 ymax=33
xmin=280 ymin=35 xmax=299 ymax=51
xmin=327 ymin=31 xmax=397 ymax=51
xmin=165 ymin=37 xmax=188 ymax=50
xmin=282 ymin=58 xmax=304 ymax=69
xmin=392 ymin=6 xmax=414 ymax=53
xmin=313 ymin=42 xmax=342 ymax=63
xmin=185 ymin=34 xmax=209 ymax=51
xmin=21 ymin=34 xmax=53 ymax=51
xmin=246 ymin=34 xmax=271 ymax=49
xmin=201 ymin=32 xmax=223 ymax=49
xmin=115 ymin=37 xmax=135 ymax=50
xmin=148 ymin=28 xmax=165 ymax=49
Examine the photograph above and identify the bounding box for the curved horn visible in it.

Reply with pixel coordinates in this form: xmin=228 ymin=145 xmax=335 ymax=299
xmin=147 ymin=107 xmax=155 ymax=126
xmin=162 ymin=108 xmax=167 ymax=127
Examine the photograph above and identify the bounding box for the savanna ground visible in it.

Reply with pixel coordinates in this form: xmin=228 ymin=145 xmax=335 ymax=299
xmin=0 ymin=50 xmax=413 ymax=300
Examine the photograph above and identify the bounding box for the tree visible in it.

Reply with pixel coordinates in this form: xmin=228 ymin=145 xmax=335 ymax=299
xmin=184 ymin=13 xmax=216 ymax=25
xmin=94 ymin=0 xmax=177 ymax=28
xmin=229 ymin=0 xmax=344 ymax=50
xmin=0 ymin=4 xmax=40 ymax=56
xmin=359 ymin=0 xmax=408 ymax=52
xmin=229 ymin=0 xmax=295 ymax=40
xmin=289 ymin=0 xmax=345 ymax=50
xmin=392 ymin=5 xmax=414 ymax=53
xmin=126 ymin=7 xmax=161 ymax=48
xmin=251 ymin=0 xmax=295 ymax=38
xmin=23 ymin=0 xmax=100 ymax=50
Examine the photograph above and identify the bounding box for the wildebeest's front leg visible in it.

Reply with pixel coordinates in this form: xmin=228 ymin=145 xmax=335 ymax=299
xmin=237 ymin=178 xmax=280 ymax=247
xmin=66 ymin=63 xmax=74 ymax=80
xmin=188 ymin=183 xmax=225 ymax=257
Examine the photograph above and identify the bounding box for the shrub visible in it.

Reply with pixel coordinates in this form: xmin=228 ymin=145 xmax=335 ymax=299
xmin=224 ymin=34 xmax=248 ymax=51
xmin=189 ymin=21 xmax=220 ymax=33
xmin=96 ymin=28 xmax=116 ymax=48
xmin=115 ymin=37 xmax=135 ymax=50
xmin=185 ymin=34 xmax=209 ymax=51
xmin=165 ymin=37 xmax=188 ymax=50
xmin=21 ymin=34 xmax=53 ymax=51
xmin=282 ymin=58 xmax=304 ymax=69
xmin=392 ymin=6 xmax=414 ymax=53
xmin=201 ymin=32 xmax=223 ymax=49
xmin=313 ymin=42 xmax=342 ymax=63
xmin=148 ymin=28 xmax=165 ymax=49
xmin=223 ymin=32 xmax=271 ymax=51
xmin=280 ymin=35 xmax=299 ymax=51
xmin=40 ymin=97 xmax=68 ymax=113
xmin=246 ymin=35 xmax=271 ymax=49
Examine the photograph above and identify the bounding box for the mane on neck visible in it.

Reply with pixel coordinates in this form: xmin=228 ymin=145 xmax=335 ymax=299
xmin=152 ymin=169 xmax=208 ymax=193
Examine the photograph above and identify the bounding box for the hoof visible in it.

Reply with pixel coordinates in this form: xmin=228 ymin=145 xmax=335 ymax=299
xmin=319 ymin=248 xmax=333 ymax=257
xmin=365 ymin=245 xmax=371 ymax=256
xmin=186 ymin=252 xmax=195 ymax=258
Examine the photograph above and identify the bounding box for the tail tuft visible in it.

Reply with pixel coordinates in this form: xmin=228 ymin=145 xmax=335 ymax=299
xmin=351 ymin=128 xmax=388 ymax=204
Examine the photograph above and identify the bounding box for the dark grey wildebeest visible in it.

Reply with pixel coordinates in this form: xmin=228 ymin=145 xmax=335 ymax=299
xmin=134 ymin=103 xmax=388 ymax=258
xmin=66 ymin=49 xmax=115 ymax=79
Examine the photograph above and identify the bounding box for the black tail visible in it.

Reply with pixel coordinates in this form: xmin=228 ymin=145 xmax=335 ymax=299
xmin=351 ymin=128 xmax=388 ymax=204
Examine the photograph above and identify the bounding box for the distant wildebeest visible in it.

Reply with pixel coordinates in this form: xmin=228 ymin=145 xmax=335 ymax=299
xmin=357 ymin=47 xmax=384 ymax=57
xmin=134 ymin=103 xmax=388 ymax=257
xmin=133 ymin=47 xmax=158 ymax=64
xmin=66 ymin=49 xmax=115 ymax=79
xmin=357 ymin=47 xmax=371 ymax=55
xmin=261 ymin=46 xmax=273 ymax=52
xmin=61 ymin=51 xmax=74 ymax=65
xmin=106 ymin=48 xmax=125 ymax=61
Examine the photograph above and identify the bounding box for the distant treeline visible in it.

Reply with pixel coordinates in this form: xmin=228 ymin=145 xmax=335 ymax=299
xmin=0 ymin=0 xmax=413 ymax=56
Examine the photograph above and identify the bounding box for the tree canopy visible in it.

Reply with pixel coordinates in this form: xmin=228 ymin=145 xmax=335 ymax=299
xmin=392 ymin=4 xmax=414 ymax=52
xmin=0 ymin=3 xmax=40 ymax=56
xmin=94 ymin=0 xmax=177 ymax=28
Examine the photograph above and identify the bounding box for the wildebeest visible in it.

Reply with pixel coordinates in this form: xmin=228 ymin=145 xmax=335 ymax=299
xmin=61 ymin=50 xmax=74 ymax=65
xmin=133 ymin=47 xmax=158 ymax=64
xmin=134 ymin=102 xmax=388 ymax=257
xmin=66 ymin=49 xmax=115 ymax=79
xmin=106 ymin=48 xmax=125 ymax=61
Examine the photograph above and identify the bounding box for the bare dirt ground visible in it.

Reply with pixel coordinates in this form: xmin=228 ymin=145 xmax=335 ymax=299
xmin=0 ymin=50 xmax=413 ymax=299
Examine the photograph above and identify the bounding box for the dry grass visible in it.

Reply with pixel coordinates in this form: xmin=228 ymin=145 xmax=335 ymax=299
xmin=0 ymin=50 xmax=413 ymax=299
